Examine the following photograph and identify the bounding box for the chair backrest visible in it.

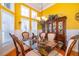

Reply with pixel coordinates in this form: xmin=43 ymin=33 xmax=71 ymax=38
xmin=9 ymin=33 xmax=19 ymax=56
xmin=9 ymin=33 xmax=25 ymax=56
xmin=14 ymin=30 xmax=23 ymax=40
xmin=65 ymin=39 xmax=77 ymax=56
xmin=22 ymin=32 xmax=29 ymax=41
xmin=40 ymin=32 xmax=46 ymax=39
xmin=30 ymin=33 xmax=35 ymax=39
xmin=47 ymin=32 xmax=56 ymax=41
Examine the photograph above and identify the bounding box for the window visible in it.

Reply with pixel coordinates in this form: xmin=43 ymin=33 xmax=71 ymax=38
xmin=32 ymin=10 xmax=37 ymax=19
xmin=1 ymin=10 xmax=14 ymax=44
xmin=1 ymin=3 xmax=14 ymax=12
xmin=31 ymin=20 xmax=37 ymax=35
xmin=21 ymin=18 xmax=30 ymax=32
xmin=21 ymin=6 xmax=29 ymax=17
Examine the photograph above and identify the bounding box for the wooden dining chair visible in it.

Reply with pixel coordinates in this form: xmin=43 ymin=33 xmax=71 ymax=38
xmin=38 ymin=32 xmax=47 ymax=43
xmin=47 ymin=32 xmax=56 ymax=41
xmin=9 ymin=33 xmax=41 ymax=56
xmin=40 ymin=32 xmax=46 ymax=40
xmin=9 ymin=33 xmax=19 ymax=56
xmin=22 ymin=32 xmax=29 ymax=41
xmin=9 ymin=33 xmax=31 ymax=56
xmin=46 ymin=32 xmax=57 ymax=48
xmin=30 ymin=33 xmax=38 ymax=43
xmin=48 ymin=38 xmax=77 ymax=56
xmin=37 ymin=32 xmax=47 ymax=47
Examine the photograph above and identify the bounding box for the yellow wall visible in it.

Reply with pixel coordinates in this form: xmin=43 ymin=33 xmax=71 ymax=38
xmin=39 ymin=3 xmax=79 ymax=30
xmin=1 ymin=3 xmax=79 ymax=30
xmin=15 ymin=4 xmax=21 ymax=30
xmin=15 ymin=3 xmax=39 ymax=30
xmin=37 ymin=22 xmax=42 ymax=30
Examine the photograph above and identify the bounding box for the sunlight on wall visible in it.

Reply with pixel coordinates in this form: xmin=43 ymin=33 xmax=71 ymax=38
xmin=15 ymin=4 xmax=21 ymax=30
xmin=38 ymin=3 xmax=79 ymax=30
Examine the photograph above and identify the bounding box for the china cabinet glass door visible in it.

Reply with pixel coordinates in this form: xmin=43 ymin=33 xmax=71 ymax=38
xmin=53 ymin=21 xmax=56 ymax=32
xmin=58 ymin=21 xmax=63 ymax=34
xmin=48 ymin=24 xmax=52 ymax=32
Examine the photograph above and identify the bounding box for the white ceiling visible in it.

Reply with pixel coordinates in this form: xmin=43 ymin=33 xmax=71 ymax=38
xmin=26 ymin=3 xmax=55 ymax=12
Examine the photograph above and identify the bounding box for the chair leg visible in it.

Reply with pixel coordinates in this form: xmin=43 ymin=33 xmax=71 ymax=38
xmin=16 ymin=50 xmax=19 ymax=56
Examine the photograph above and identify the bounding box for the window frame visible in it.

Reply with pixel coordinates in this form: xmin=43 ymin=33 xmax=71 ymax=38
xmin=21 ymin=5 xmax=30 ymax=17
xmin=31 ymin=10 xmax=37 ymax=19
xmin=1 ymin=3 xmax=15 ymax=12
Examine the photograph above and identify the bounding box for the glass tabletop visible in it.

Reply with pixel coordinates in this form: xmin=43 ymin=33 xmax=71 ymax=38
xmin=23 ymin=39 xmax=57 ymax=56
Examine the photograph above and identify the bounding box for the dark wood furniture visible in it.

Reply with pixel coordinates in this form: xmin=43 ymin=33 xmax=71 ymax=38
xmin=39 ymin=32 xmax=47 ymax=41
xmin=70 ymin=35 xmax=79 ymax=56
xmin=45 ymin=16 xmax=67 ymax=50
xmin=9 ymin=33 xmax=32 ymax=56
xmin=66 ymin=39 xmax=77 ymax=56
xmin=9 ymin=33 xmax=20 ymax=56
xmin=22 ymin=32 xmax=29 ymax=41
xmin=9 ymin=33 xmax=41 ymax=56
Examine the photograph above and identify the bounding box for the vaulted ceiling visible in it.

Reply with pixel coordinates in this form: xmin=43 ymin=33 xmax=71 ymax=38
xmin=26 ymin=3 xmax=55 ymax=12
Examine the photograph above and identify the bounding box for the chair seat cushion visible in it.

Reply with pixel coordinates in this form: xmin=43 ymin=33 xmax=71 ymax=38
xmin=46 ymin=41 xmax=57 ymax=48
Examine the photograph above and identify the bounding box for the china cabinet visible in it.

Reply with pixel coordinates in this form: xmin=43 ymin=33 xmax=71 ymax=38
xmin=46 ymin=15 xmax=67 ymax=50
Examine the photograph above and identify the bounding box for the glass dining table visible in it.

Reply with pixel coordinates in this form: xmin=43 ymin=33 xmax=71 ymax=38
xmin=23 ymin=38 xmax=57 ymax=56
